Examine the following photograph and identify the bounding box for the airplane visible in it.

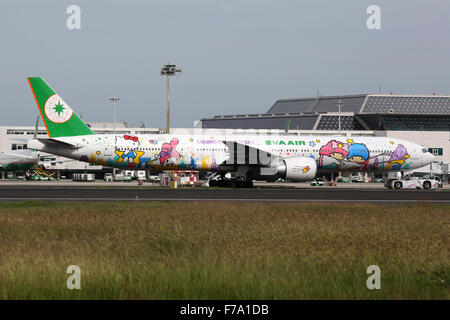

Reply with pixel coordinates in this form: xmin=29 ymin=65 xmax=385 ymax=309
xmin=26 ymin=77 xmax=435 ymax=188
xmin=0 ymin=117 xmax=40 ymax=174
xmin=0 ymin=149 xmax=39 ymax=172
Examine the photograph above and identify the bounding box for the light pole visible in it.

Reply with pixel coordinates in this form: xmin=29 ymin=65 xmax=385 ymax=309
xmin=335 ymin=98 xmax=344 ymax=184
xmin=336 ymin=99 xmax=343 ymax=135
xmin=109 ymin=95 xmax=120 ymax=135
xmin=109 ymin=95 xmax=119 ymax=180
xmin=161 ymin=64 xmax=181 ymax=134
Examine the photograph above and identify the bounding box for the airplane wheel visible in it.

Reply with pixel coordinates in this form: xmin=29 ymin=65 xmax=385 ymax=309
xmin=233 ymin=180 xmax=243 ymax=188
xmin=209 ymin=180 xmax=217 ymax=187
xmin=218 ymin=180 xmax=228 ymax=188
xmin=394 ymin=181 xmax=402 ymax=190
xmin=423 ymin=181 xmax=431 ymax=189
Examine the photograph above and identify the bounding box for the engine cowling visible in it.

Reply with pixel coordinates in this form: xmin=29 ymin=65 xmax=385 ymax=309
xmin=277 ymin=157 xmax=317 ymax=182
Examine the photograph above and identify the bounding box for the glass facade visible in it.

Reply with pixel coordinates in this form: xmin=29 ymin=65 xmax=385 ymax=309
xmin=201 ymin=94 xmax=450 ymax=131
xmin=316 ymin=116 xmax=364 ymax=130
xmin=363 ymin=95 xmax=450 ymax=114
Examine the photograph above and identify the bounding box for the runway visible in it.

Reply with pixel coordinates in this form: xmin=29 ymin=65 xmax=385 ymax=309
xmin=0 ymin=186 xmax=449 ymax=203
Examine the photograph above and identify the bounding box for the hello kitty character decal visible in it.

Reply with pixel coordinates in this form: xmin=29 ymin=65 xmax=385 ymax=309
xmin=115 ymin=135 xmax=140 ymax=163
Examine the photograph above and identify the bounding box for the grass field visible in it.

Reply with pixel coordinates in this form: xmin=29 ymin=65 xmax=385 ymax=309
xmin=0 ymin=201 xmax=448 ymax=299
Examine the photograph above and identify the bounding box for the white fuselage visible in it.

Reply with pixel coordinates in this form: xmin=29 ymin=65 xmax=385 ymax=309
xmin=0 ymin=149 xmax=39 ymax=171
xmin=28 ymin=133 xmax=434 ymax=179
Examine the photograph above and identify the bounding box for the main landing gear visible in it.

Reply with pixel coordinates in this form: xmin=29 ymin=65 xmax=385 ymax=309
xmin=208 ymin=176 xmax=254 ymax=188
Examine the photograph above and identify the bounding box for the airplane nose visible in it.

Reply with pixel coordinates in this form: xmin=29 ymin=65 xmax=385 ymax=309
xmin=427 ymin=152 xmax=435 ymax=164
xmin=415 ymin=144 xmax=434 ymax=166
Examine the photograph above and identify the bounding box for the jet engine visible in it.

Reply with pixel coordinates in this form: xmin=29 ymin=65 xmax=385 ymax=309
xmin=276 ymin=157 xmax=317 ymax=182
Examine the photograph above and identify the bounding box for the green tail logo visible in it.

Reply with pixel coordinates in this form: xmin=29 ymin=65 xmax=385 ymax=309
xmin=27 ymin=77 xmax=94 ymax=138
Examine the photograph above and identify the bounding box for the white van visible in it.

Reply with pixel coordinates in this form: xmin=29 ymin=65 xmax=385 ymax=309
xmin=135 ymin=170 xmax=147 ymax=181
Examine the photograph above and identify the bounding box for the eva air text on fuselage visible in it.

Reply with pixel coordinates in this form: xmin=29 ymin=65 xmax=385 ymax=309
xmin=265 ymin=140 xmax=306 ymax=146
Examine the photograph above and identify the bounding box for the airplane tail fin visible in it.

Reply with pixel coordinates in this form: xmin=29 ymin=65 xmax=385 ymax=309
xmin=27 ymin=77 xmax=94 ymax=138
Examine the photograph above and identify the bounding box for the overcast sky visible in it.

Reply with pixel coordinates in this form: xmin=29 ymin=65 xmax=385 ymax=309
xmin=1 ymin=0 xmax=449 ymax=128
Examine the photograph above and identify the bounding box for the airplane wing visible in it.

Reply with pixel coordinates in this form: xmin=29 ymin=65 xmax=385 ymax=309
xmin=222 ymin=140 xmax=278 ymax=166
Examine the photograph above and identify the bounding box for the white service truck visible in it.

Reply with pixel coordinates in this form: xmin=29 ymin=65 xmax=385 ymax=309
xmin=104 ymin=171 xmax=132 ymax=182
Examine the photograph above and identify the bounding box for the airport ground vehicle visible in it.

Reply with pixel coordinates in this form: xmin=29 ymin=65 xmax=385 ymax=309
xmin=385 ymin=176 xmax=440 ymax=190
xmin=115 ymin=173 xmax=132 ymax=182
xmin=134 ymin=170 xmax=147 ymax=181
xmin=104 ymin=172 xmax=132 ymax=182
xmin=430 ymin=176 xmax=443 ymax=188
xmin=148 ymin=175 xmax=161 ymax=183
xmin=351 ymin=175 xmax=364 ymax=183
xmin=336 ymin=176 xmax=349 ymax=183
xmin=72 ymin=173 xmax=95 ymax=182
xmin=310 ymin=178 xmax=324 ymax=186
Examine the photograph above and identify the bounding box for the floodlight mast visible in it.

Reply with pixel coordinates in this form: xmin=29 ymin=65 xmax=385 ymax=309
xmin=336 ymin=99 xmax=343 ymax=135
xmin=109 ymin=95 xmax=119 ymax=180
xmin=161 ymin=64 xmax=181 ymax=134
xmin=109 ymin=95 xmax=120 ymax=135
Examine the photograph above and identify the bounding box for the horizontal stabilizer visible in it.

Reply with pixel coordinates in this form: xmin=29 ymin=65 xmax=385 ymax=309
xmin=36 ymin=138 xmax=81 ymax=149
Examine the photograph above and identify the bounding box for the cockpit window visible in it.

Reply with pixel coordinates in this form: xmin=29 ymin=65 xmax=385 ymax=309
xmin=422 ymin=149 xmax=428 ymax=153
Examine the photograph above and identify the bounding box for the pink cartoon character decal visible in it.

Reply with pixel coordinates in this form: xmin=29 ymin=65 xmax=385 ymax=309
xmin=318 ymin=140 xmax=349 ymax=169
xmin=115 ymin=134 xmax=140 ymax=163
xmin=158 ymin=138 xmax=181 ymax=166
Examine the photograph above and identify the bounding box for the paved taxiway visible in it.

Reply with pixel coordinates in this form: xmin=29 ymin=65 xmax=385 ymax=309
xmin=0 ymin=185 xmax=449 ymax=203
